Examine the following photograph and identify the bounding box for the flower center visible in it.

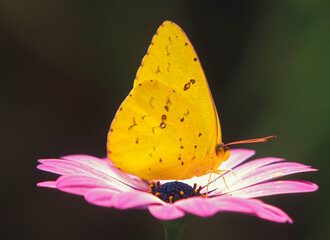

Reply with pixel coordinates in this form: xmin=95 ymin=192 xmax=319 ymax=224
xmin=149 ymin=181 xmax=203 ymax=203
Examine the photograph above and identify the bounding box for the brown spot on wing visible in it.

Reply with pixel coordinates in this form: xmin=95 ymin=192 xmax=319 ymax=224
xmin=166 ymin=96 xmax=172 ymax=105
xmin=184 ymin=109 xmax=190 ymax=117
xmin=165 ymin=46 xmax=170 ymax=56
xmin=128 ymin=118 xmax=137 ymax=130
xmin=167 ymin=62 xmax=171 ymax=72
xmin=155 ymin=66 xmax=160 ymax=74
xmin=184 ymin=82 xmax=191 ymax=91
xmin=150 ymin=97 xmax=154 ymax=108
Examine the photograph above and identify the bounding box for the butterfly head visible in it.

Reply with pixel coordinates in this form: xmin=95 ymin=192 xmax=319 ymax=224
xmin=214 ymin=136 xmax=277 ymax=167
xmin=215 ymin=143 xmax=231 ymax=163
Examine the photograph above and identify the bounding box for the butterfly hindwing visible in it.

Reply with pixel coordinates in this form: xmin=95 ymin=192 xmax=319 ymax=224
xmin=108 ymin=80 xmax=208 ymax=180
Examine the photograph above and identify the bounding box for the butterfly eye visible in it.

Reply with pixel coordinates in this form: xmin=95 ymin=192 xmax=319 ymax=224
xmin=215 ymin=143 xmax=230 ymax=157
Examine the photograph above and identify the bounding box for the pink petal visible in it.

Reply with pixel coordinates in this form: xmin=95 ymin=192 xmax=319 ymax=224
xmin=103 ymin=163 xmax=150 ymax=191
xmin=111 ymin=191 xmax=164 ymax=210
xmin=209 ymin=197 xmax=258 ymax=213
xmin=148 ymin=204 xmax=186 ymax=220
xmin=38 ymin=158 xmax=116 ymax=181
xmin=61 ymin=154 xmax=105 ymax=164
xmin=84 ymin=188 xmax=119 ymax=207
xmin=174 ymin=196 xmax=292 ymax=223
xmin=62 ymin=155 xmax=117 ymax=175
xmin=38 ymin=158 xmax=147 ymax=191
xmin=60 ymin=155 xmax=116 ymax=178
xmin=56 ymin=175 xmax=116 ymax=195
xmin=38 ymin=155 xmax=149 ymax=191
xmin=220 ymin=149 xmax=256 ymax=169
xmin=241 ymin=161 xmax=316 ymax=180
xmin=227 ymin=180 xmax=318 ymax=198
xmin=233 ymin=157 xmax=285 ymax=172
xmin=257 ymin=202 xmax=293 ymax=223
xmin=219 ymin=198 xmax=292 ymax=223
xmin=37 ymin=181 xmax=56 ymax=188
xmin=174 ymin=197 xmax=220 ymax=217
xmin=37 ymin=160 xmax=96 ymax=176
xmin=212 ymin=161 xmax=317 ymax=194
xmin=174 ymin=197 xmax=258 ymax=217
xmin=234 ymin=162 xmax=316 ymax=189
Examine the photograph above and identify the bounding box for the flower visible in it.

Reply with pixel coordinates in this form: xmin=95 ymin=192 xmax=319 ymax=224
xmin=37 ymin=149 xmax=318 ymax=223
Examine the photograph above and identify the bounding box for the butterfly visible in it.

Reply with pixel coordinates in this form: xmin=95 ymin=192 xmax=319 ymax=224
xmin=107 ymin=21 xmax=274 ymax=180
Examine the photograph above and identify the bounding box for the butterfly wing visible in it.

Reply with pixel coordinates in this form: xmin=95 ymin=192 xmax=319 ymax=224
xmin=108 ymin=21 xmax=221 ymax=180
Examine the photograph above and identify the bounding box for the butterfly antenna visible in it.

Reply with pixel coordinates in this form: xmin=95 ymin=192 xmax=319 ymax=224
xmin=226 ymin=135 xmax=276 ymax=146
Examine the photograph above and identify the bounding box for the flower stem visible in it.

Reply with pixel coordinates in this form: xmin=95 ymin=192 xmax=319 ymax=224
xmin=161 ymin=215 xmax=194 ymax=240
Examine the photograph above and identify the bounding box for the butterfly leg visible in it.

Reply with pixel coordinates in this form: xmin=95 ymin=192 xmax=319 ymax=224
xmin=178 ymin=168 xmax=191 ymax=180
xmin=212 ymin=170 xmax=230 ymax=193
xmin=204 ymin=171 xmax=214 ymax=197
xmin=212 ymin=169 xmax=241 ymax=195
xmin=214 ymin=169 xmax=242 ymax=182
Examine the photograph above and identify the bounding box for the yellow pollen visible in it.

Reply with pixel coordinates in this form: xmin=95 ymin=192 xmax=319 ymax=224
xmin=180 ymin=191 xmax=184 ymax=196
xmin=156 ymin=192 xmax=161 ymax=196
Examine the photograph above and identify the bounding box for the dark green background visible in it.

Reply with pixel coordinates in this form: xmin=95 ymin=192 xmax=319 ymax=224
xmin=1 ymin=0 xmax=328 ymax=239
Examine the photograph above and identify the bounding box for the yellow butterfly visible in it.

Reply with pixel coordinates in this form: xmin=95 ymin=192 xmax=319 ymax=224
xmin=107 ymin=21 xmax=274 ymax=180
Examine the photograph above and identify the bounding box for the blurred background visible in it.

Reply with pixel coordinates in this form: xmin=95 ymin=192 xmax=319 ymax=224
xmin=1 ymin=0 xmax=328 ymax=239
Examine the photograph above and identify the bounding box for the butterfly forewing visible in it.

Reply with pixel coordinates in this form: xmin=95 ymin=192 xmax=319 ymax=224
xmin=135 ymin=21 xmax=220 ymax=149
